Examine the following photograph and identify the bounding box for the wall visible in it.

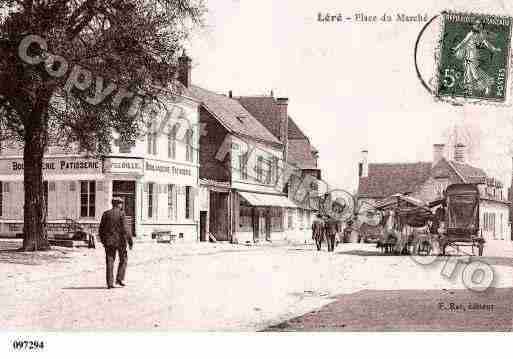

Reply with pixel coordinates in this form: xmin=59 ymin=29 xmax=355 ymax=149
xmin=198 ymin=107 xmax=231 ymax=182
xmin=230 ymin=135 xmax=283 ymax=191
xmin=0 ymin=95 xmax=201 ymax=243
xmin=480 ymin=200 xmax=510 ymax=242
xmin=413 ymin=160 xmax=462 ymax=203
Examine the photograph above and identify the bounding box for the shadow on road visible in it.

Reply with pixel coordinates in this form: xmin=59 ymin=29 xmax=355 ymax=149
xmin=337 ymin=249 xmax=388 ymax=257
xmin=265 ymin=287 xmax=513 ymax=331
xmin=62 ymin=286 xmax=109 ymax=290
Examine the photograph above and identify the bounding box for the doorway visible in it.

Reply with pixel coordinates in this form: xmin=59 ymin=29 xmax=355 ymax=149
xmin=209 ymin=192 xmax=229 ymax=241
xmin=200 ymin=211 xmax=207 ymax=242
xmin=113 ymin=180 xmax=136 ymax=236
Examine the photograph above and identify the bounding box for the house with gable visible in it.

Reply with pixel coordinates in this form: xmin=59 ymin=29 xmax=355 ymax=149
xmin=186 ymin=85 xmax=300 ymax=244
xmin=357 ymin=143 xmax=510 ymax=242
xmin=238 ymin=95 xmax=321 ymax=240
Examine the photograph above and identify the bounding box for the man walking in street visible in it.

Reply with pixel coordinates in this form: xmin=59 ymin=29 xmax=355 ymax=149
xmin=325 ymin=216 xmax=340 ymax=252
xmin=99 ymin=197 xmax=133 ymax=289
xmin=312 ymin=213 xmax=325 ymax=251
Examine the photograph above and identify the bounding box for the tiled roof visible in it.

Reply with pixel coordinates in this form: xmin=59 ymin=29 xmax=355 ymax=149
xmin=288 ymin=117 xmax=307 ymax=139
xmin=186 ymin=86 xmax=281 ymax=145
xmin=449 ymin=161 xmax=487 ymax=183
xmin=358 ymin=162 xmax=433 ymax=198
xmin=288 ymin=139 xmax=318 ymax=169
xmin=358 ymin=158 xmax=491 ymax=199
xmin=237 ymin=96 xmax=319 ymax=169
xmin=237 ymin=96 xmax=281 ymax=139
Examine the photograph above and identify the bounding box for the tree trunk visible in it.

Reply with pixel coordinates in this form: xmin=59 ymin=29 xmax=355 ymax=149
xmin=22 ymin=105 xmax=49 ymax=251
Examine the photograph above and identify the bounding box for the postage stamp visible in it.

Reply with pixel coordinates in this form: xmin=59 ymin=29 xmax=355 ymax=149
xmin=435 ymin=11 xmax=513 ymax=104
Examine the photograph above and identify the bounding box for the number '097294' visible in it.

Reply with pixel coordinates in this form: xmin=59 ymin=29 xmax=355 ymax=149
xmin=12 ymin=340 xmax=44 ymax=350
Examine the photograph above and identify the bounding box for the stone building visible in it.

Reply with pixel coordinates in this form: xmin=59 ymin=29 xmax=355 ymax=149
xmin=191 ymin=86 xmax=297 ymax=244
xmin=357 ymin=144 xmax=510 ymax=242
xmin=238 ymin=95 xmax=321 ymax=241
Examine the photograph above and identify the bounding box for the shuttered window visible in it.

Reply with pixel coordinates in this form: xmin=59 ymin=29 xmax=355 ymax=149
xmin=185 ymin=186 xmax=194 ymax=220
xmin=80 ymin=181 xmax=96 ymax=218
xmin=148 ymin=183 xmax=155 ymax=218
xmin=168 ymin=184 xmax=175 ymax=219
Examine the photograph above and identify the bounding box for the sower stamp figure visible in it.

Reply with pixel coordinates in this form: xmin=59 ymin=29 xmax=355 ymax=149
xmin=312 ymin=213 xmax=325 ymax=251
xmin=99 ymin=197 xmax=133 ymax=289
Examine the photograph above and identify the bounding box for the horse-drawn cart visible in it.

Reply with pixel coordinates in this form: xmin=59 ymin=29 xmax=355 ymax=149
xmin=373 ymin=194 xmax=435 ymax=255
xmin=438 ymin=184 xmax=484 ymax=256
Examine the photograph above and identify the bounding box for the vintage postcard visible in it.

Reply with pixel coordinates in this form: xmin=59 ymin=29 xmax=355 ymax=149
xmin=0 ymin=0 xmax=512 ymax=357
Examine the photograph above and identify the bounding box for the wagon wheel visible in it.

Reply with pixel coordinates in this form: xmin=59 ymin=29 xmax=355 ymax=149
xmin=424 ymin=241 xmax=432 ymax=256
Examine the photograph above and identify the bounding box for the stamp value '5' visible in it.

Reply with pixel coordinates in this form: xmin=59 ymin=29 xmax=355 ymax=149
xmin=436 ymin=12 xmax=512 ymax=104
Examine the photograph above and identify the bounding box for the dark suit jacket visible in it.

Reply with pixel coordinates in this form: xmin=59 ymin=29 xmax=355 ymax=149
xmin=99 ymin=207 xmax=133 ymax=248
xmin=312 ymin=219 xmax=324 ymax=240
xmin=325 ymin=219 xmax=341 ymax=236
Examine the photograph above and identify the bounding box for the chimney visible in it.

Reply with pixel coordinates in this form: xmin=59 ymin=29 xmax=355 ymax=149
xmin=228 ymin=90 xmax=233 ymax=98
xmin=454 ymin=143 xmax=466 ymax=163
xmin=433 ymin=144 xmax=445 ymax=165
xmin=361 ymin=150 xmax=369 ymax=177
xmin=276 ymin=97 xmax=289 ymax=162
xmin=178 ymin=51 xmax=192 ymax=88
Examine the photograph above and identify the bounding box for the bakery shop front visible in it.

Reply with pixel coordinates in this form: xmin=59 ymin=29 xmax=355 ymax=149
xmin=0 ymin=156 xmax=104 ymax=235
xmin=0 ymin=155 xmax=199 ymax=243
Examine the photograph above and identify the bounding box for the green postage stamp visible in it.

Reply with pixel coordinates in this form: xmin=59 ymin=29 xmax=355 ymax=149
xmin=436 ymin=12 xmax=513 ymax=104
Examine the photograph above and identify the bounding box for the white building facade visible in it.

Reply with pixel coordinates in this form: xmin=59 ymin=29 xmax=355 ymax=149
xmin=0 ymin=94 xmax=201 ymax=243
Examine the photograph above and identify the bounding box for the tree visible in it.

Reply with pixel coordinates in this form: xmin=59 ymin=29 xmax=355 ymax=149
xmin=0 ymin=0 xmax=206 ymax=251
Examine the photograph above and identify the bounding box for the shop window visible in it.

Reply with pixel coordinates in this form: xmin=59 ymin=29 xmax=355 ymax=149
xmin=185 ymin=185 xmax=194 ymax=219
xmin=80 ymin=181 xmax=96 ymax=218
xmin=168 ymin=124 xmax=177 ymax=159
xmin=239 ymin=205 xmax=252 ymax=232
xmin=270 ymin=207 xmax=283 ymax=231
xmin=185 ymin=129 xmax=193 ymax=162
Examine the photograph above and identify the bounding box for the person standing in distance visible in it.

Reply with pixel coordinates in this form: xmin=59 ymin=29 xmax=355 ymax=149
xmin=99 ymin=197 xmax=133 ymax=289
xmin=312 ymin=213 xmax=325 ymax=251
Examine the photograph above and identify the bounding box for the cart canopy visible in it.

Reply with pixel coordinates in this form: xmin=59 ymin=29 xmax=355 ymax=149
xmin=445 ymin=184 xmax=479 ymax=236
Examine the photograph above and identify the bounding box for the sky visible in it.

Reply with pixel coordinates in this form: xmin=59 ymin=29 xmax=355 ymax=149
xmin=188 ymin=0 xmax=513 ymax=192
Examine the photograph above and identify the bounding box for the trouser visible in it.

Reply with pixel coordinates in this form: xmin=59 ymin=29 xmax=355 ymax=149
xmin=105 ymin=246 xmax=128 ymax=286
xmin=315 ymin=236 xmax=322 ymax=251
xmin=327 ymin=234 xmax=336 ymax=252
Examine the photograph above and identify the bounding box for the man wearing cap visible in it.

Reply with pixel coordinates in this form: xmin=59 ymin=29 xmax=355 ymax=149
xmin=99 ymin=197 xmax=133 ymax=289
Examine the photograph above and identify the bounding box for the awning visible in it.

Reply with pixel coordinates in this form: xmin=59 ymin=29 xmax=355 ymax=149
xmin=238 ymin=191 xmax=298 ymax=208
